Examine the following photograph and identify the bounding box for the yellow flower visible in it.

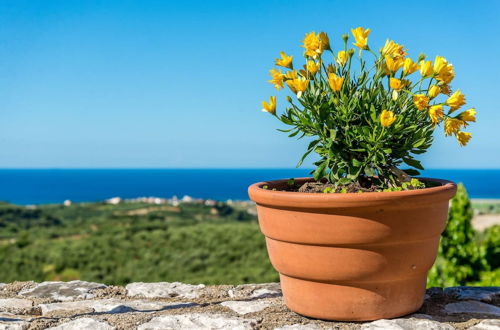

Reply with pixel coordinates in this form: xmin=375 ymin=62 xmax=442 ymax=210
xmin=380 ymin=109 xmax=396 ymax=127
xmin=436 ymin=63 xmax=455 ymax=84
xmin=385 ymin=55 xmax=404 ymax=72
xmin=275 ymin=51 xmax=293 ymax=69
xmin=268 ymin=68 xmax=285 ymax=90
xmin=306 ymin=60 xmax=320 ymax=74
xmin=328 ymin=73 xmax=344 ymax=92
xmin=446 ymin=90 xmax=466 ymax=111
xmin=390 ymin=78 xmax=404 ymax=90
xmin=428 ymin=105 xmax=444 ymax=124
xmin=381 ymin=40 xmax=406 ymax=58
xmin=336 ymin=50 xmax=349 ymax=66
xmin=413 ymin=94 xmax=429 ymax=110
xmin=428 ymin=85 xmax=441 ymax=99
xmin=262 ymin=96 xmax=276 ymax=115
xmin=286 ymin=80 xmax=297 ymax=94
xmin=456 ymin=131 xmax=472 ymax=146
xmin=284 ymin=70 xmax=298 ymax=80
xmin=319 ymin=32 xmax=331 ymax=51
xmin=440 ymin=84 xmax=452 ymax=96
xmin=288 ymin=77 xmax=309 ymax=97
xmin=351 ymin=27 xmax=371 ymax=49
xmin=419 ymin=60 xmax=433 ymax=77
xmin=302 ymin=32 xmax=324 ymax=58
xmin=444 ymin=118 xmax=465 ymax=136
xmin=403 ymin=58 xmax=419 ymax=75
xmin=433 ymin=56 xmax=448 ymax=75
xmin=458 ymin=108 xmax=476 ymax=122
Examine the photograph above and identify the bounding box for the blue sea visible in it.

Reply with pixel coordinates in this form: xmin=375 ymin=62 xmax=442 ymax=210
xmin=0 ymin=169 xmax=499 ymax=205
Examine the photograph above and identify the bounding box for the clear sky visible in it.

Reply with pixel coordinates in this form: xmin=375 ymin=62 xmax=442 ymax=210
xmin=0 ymin=0 xmax=499 ymax=169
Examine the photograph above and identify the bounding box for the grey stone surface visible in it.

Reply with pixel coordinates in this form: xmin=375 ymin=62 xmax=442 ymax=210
xmin=0 ymin=322 xmax=29 ymax=330
xmin=126 ymin=282 xmax=205 ymax=299
xmin=274 ymin=324 xmax=321 ymax=330
xmin=250 ymin=288 xmax=281 ymax=298
xmin=444 ymin=287 xmax=500 ymax=303
xmin=221 ymin=300 xmax=270 ymax=315
xmin=0 ymin=314 xmax=29 ymax=330
xmin=0 ymin=282 xmax=498 ymax=329
xmin=39 ymin=299 xmax=194 ymax=315
xmin=0 ymin=299 xmax=32 ymax=311
xmin=469 ymin=319 xmax=500 ymax=330
xmin=445 ymin=301 xmax=500 ymax=316
xmin=47 ymin=318 xmax=115 ymax=330
xmin=19 ymin=281 xmax=106 ymax=301
xmin=137 ymin=313 xmax=256 ymax=330
xmin=361 ymin=318 xmax=455 ymax=329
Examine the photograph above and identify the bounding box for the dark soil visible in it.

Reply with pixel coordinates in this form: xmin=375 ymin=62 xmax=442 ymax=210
xmin=262 ymin=177 xmax=431 ymax=194
xmin=297 ymin=181 xmax=379 ymax=193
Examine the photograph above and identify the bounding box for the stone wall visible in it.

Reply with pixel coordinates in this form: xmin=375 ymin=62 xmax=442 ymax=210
xmin=0 ymin=281 xmax=498 ymax=329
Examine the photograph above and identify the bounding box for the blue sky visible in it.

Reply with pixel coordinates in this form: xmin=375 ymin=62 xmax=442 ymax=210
xmin=0 ymin=0 xmax=498 ymax=169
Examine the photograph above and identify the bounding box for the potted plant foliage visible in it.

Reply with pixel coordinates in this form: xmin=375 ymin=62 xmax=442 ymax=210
xmin=248 ymin=28 xmax=476 ymax=321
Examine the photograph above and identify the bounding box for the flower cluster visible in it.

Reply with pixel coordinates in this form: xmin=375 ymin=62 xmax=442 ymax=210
xmin=261 ymin=28 xmax=476 ymax=187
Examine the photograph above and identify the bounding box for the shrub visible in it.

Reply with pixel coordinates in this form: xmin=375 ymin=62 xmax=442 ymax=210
xmin=262 ymin=29 xmax=476 ymax=188
xmin=428 ymin=184 xmax=486 ymax=286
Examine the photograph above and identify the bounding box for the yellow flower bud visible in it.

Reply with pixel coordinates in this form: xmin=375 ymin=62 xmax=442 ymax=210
xmin=385 ymin=55 xmax=404 ymax=72
xmin=403 ymin=58 xmax=419 ymax=75
xmin=458 ymin=108 xmax=476 ymax=122
xmin=288 ymin=77 xmax=309 ymax=97
xmin=381 ymin=40 xmax=406 ymax=58
xmin=456 ymin=131 xmax=472 ymax=146
xmin=284 ymin=70 xmax=298 ymax=80
xmin=444 ymin=118 xmax=465 ymax=136
xmin=428 ymin=85 xmax=441 ymax=99
xmin=446 ymin=90 xmax=466 ymax=111
xmin=262 ymin=96 xmax=276 ymax=115
xmin=351 ymin=27 xmax=370 ymax=50
xmin=328 ymin=73 xmax=344 ymax=92
xmin=428 ymin=105 xmax=444 ymax=124
xmin=306 ymin=60 xmax=320 ymax=74
xmin=380 ymin=110 xmax=396 ymax=127
xmin=419 ymin=60 xmax=433 ymax=77
xmin=436 ymin=64 xmax=455 ymax=84
xmin=268 ymin=68 xmax=285 ymax=90
xmin=389 ymin=78 xmax=404 ymax=90
xmin=275 ymin=52 xmax=293 ymax=69
xmin=433 ymin=56 xmax=448 ymax=75
xmin=336 ymin=51 xmax=349 ymax=66
xmin=413 ymin=94 xmax=429 ymax=110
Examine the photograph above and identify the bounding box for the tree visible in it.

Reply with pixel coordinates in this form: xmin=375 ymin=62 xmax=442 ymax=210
xmin=428 ymin=183 xmax=486 ymax=286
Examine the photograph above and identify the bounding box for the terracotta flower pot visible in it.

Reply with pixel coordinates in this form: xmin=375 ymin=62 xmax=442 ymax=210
xmin=248 ymin=177 xmax=456 ymax=321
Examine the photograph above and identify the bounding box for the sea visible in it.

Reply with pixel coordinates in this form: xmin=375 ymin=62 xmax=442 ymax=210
xmin=0 ymin=169 xmax=499 ymax=205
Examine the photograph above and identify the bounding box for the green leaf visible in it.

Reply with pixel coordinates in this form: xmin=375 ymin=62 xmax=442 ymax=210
xmin=402 ymin=169 xmax=420 ymax=176
xmin=313 ymin=160 xmax=328 ymax=181
xmin=403 ymin=157 xmax=424 ymax=170
xmin=413 ymin=138 xmax=426 ymax=148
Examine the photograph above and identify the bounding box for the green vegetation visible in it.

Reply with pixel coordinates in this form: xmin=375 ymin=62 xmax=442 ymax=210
xmin=0 ymin=186 xmax=497 ymax=286
xmin=428 ymin=184 xmax=499 ymax=286
xmin=0 ymin=201 xmax=277 ymax=285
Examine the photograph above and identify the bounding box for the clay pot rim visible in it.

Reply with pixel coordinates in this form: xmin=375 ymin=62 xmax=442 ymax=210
xmin=248 ymin=177 xmax=456 ymax=208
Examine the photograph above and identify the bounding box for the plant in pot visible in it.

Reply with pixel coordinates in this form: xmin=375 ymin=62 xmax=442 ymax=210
xmin=249 ymin=28 xmax=476 ymax=321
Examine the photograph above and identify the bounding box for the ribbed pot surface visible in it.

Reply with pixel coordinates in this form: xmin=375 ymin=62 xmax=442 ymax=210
xmin=248 ymin=177 xmax=456 ymax=321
